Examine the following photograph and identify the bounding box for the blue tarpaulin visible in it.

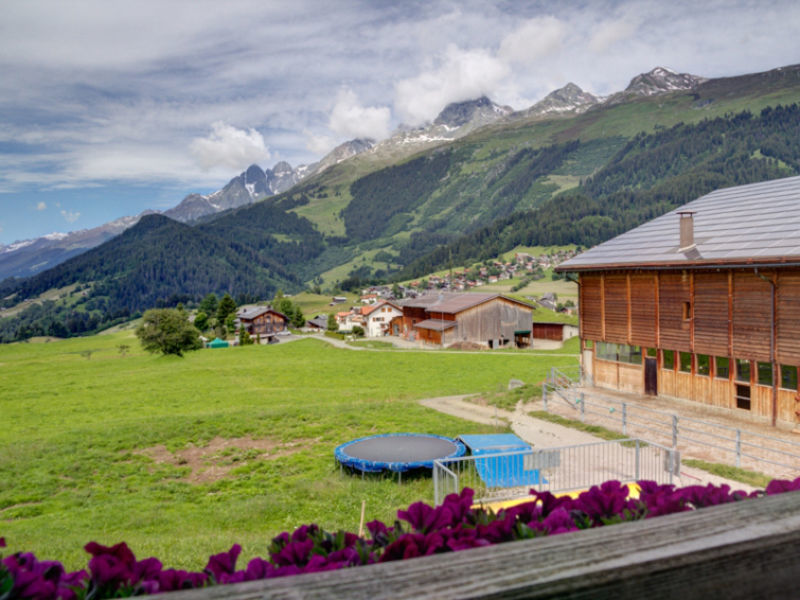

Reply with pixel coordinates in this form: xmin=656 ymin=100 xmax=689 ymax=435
xmin=458 ymin=434 xmax=544 ymax=488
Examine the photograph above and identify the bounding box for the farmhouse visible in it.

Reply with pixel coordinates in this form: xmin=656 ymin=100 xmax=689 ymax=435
xmin=557 ymin=176 xmax=800 ymax=427
xmin=394 ymin=292 xmax=533 ymax=348
xmin=236 ymin=306 xmax=288 ymax=340
xmin=362 ymin=301 xmax=403 ymax=337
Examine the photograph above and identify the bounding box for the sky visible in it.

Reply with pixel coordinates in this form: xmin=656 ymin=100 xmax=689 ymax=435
xmin=1 ymin=0 xmax=800 ymax=245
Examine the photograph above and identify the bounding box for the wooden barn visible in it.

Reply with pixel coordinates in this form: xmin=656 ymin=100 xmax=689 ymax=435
xmin=556 ymin=176 xmax=800 ymax=427
xmin=396 ymin=292 xmax=533 ymax=348
xmin=237 ymin=306 xmax=288 ymax=340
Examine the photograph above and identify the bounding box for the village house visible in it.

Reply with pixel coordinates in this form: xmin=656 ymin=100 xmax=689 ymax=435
xmin=362 ymin=301 xmax=403 ymax=337
xmin=236 ymin=306 xmax=288 ymax=341
xmin=556 ymin=175 xmax=800 ymax=428
xmin=393 ymin=292 xmax=533 ymax=348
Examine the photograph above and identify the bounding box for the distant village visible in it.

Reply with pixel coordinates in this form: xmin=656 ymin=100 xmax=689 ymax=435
xmin=231 ymin=248 xmax=581 ymax=350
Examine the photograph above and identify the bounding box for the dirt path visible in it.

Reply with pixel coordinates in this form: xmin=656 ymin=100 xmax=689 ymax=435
xmin=419 ymin=394 xmax=759 ymax=492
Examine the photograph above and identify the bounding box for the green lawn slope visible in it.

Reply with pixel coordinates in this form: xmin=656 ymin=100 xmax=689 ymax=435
xmin=0 ymin=330 xmax=577 ymax=570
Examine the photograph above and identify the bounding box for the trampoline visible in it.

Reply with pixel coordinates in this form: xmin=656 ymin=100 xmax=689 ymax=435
xmin=335 ymin=433 xmax=466 ymax=473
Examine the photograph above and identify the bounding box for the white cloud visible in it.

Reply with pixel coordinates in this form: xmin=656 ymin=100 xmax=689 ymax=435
xmin=329 ymin=89 xmax=391 ymax=141
xmin=588 ymin=18 xmax=640 ymax=53
xmin=36 ymin=201 xmax=47 ymax=211
xmin=498 ymin=17 xmax=566 ymax=64
xmin=394 ymin=45 xmax=510 ymax=125
xmin=189 ymin=122 xmax=272 ymax=171
xmin=304 ymin=130 xmax=337 ymax=156
xmin=61 ymin=209 xmax=80 ymax=223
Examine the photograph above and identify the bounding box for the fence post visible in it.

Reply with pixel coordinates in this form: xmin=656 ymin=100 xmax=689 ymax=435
xmin=580 ymin=393 xmax=585 ymax=423
xmin=542 ymin=383 xmax=548 ymax=412
xmin=672 ymin=415 xmax=678 ymax=449
xmin=736 ymin=429 xmax=742 ymax=468
xmin=635 ymin=439 xmax=640 ymax=480
xmin=622 ymin=402 xmax=627 ymax=435
xmin=433 ymin=462 xmax=439 ymax=505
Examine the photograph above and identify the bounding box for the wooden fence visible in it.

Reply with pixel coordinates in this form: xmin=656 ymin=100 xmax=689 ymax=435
xmin=167 ymin=489 xmax=800 ymax=599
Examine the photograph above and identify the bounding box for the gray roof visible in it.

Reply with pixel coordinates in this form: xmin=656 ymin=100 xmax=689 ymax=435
xmin=413 ymin=319 xmax=457 ymax=331
xmin=400 ymin=292 xmax=532 ymax=314
xmin=558 ymin=175 xmax=800 ymax=271
xmin=237 ymin=306 xmax=269 ymax=320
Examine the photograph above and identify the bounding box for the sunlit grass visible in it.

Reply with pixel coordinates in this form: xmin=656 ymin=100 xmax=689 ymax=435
xmin=0 ymin=330 xmax=577 ymax=570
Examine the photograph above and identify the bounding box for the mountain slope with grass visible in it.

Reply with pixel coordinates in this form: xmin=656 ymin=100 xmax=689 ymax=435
xmin=3 ymin=64 xmax=800 ymax=341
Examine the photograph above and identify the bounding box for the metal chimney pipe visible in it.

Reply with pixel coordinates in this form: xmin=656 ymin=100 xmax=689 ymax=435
xmin=678 ymin=211 xmax=695 ymax=251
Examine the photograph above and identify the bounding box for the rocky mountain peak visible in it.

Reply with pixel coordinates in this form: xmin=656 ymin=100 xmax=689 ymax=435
xmin=524 ymin=83 xmax=600 ymax=117
xmin=433 ymin=96 xmax=512 ymax=128
xmin=625 ymin=66 xmax=705 ymax=96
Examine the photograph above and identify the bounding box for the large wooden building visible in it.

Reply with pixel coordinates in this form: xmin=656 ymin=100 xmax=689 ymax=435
xmin=557 ymin=176 xmax=800 ymax=427
xmin=394 ymin=292 xmax=533 ymax=348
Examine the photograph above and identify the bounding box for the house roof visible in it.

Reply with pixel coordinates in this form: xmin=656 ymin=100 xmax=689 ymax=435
xmin=238 ymin=306 xmax=288 ymax=321
xmin=307 ymin=316 xmax=328 ymax=329
xmin=400 ymin=292 xmax=532 ymax=314
xmin=362 ymin=300 xmax=401 ymax=317
xmin=413 ymin=318 xmax=457 ymax=331
xmin=557 ymin=175 xmax=800 ymax=272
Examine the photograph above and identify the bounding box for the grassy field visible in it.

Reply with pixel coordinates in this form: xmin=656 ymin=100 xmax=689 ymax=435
xmin=0 ymin=330 xmax=578 ymax=570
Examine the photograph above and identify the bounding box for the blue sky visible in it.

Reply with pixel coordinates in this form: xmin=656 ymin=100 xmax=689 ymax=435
xmin=2 ymin=0 xmax=800 ymax=245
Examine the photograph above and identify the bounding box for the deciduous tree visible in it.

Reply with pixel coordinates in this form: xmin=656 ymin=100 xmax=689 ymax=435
xmin=135 ymin=308 xmax=201 ymax=356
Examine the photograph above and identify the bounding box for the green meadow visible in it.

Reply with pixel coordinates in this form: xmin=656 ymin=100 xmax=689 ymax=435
xmin=0 ymin=330 xmax=577 ymax=570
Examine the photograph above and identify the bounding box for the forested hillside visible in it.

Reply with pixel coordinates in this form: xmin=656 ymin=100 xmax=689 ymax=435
xmin=399 ymin=105 xmax=800 ymax=277
xmin=0 ymin=215 xmax=300 ymax=341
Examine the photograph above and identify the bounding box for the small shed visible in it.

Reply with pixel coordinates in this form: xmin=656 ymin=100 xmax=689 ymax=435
xmin=208 ymin=337 xmax=229 ymax=349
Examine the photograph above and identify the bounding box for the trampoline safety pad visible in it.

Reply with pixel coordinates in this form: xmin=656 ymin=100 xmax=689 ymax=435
xmin=458 ymin=433 xmax=546 ymax=488
xmin=335 ymin=433 xmax=466 ymax=473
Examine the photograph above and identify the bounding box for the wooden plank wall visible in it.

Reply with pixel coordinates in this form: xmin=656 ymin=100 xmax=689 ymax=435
xmin=630 ymin=274 xmax=656 ymax=347
xmin=693 ymin=272 xmax=729 ymax=356
xmin=777 ymin=272 xmax=800 ymax=364
xmin=658 ymin=273 xmax=691 ymax=351
xmin=581 ymin=275 xmax=603 ymax=340
xmin=603 ymin=274 xmax=628 ymax=344
xmin=732 ymin=271 xmax=772 ymax=361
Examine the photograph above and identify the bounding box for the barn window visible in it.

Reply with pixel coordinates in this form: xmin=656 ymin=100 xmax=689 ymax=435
xmin=757 ymin=362 xmax=773 ymax=386
xmin=696 ymin=354 xmax=710 ymax=376
xmin=646 ymin=348 xmax=657 ymax=358
xmin=735 ymin=359 xmax=751 ymax=383
xmin=682 ymin=301 xmax=691 ymax=320
xmin=679 ymin=352 xmax=692 ymax=373
xmin=780 ymin=365 xmax=798 ymax=390
xmin=715 ymin=357 xmax=730 ymax=379
xmin=735 ymin=385 xmax=751 ymax=410
xmin=662 ymin=350 xmax=675 ymax=370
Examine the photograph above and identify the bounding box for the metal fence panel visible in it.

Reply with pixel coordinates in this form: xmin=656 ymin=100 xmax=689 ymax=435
xmin=434 ymin=438 xmax=676 ymax=505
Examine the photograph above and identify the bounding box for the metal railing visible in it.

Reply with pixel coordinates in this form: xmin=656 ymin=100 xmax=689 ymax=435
xmin=433 ymin=438 xmax=677 ymax=505
xmin=541 ymin=368 xmax=800 ymax=477
xmin=544 ymin=365 xmax=583 ymax=410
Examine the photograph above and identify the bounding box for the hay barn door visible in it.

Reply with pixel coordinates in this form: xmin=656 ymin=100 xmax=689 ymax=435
xmin=645 ymin=358 xmax=658 ymax=396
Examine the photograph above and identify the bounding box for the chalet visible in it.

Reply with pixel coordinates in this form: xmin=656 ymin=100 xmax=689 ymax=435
xmin=362 ymin=301 xmax=403 ymax=337
xmin=395 ymin=292 xmax=533 ymax=348
xmin=556 ymin=176 xmax=800 ymax=427
xmin=236 ymin=306 xmax=288 ymax=340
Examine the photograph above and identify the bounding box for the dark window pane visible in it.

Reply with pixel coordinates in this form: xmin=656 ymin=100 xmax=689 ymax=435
xmin=679 ymin=352 xmax=692 ymax=373
xmin=735 ymin=359 xmax=751 ymax=383
xmin=663 ymin=350 xmax=675 ymax=370
xmin=646 ymin=348 xmax=657 ymax=358
xmin=697 ymin=354 xmax=710 ymax=376
xmin=757 ymin=362 xmax=773 ymax=386
xmin=736 ymin=384 xmax=751 ymax=410
xmin=781 ymin=365 xmax=798 ymax=390
xmin=715 ymin=357 xmax=730 ymax=379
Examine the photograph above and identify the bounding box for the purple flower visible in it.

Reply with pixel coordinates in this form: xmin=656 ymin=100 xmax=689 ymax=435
xmin=574 ymin=481 xmax=636 ymax=524
xmin=397 ymin=501 xmax=454 ymax=534
xmin=204 ymin=544 xmax=242 ymax=581
xmin=765 ymin=477 xmax=800 ymax=495
xmin=538 ymin=507 xmax=578 ymax=534
xmin=156 ymin=568 xmax=208 ymax=592
xmin=272 ymin=538 xmax=314 ymax=567
xmin=243 ymin=557 xmax=274 ymax=581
